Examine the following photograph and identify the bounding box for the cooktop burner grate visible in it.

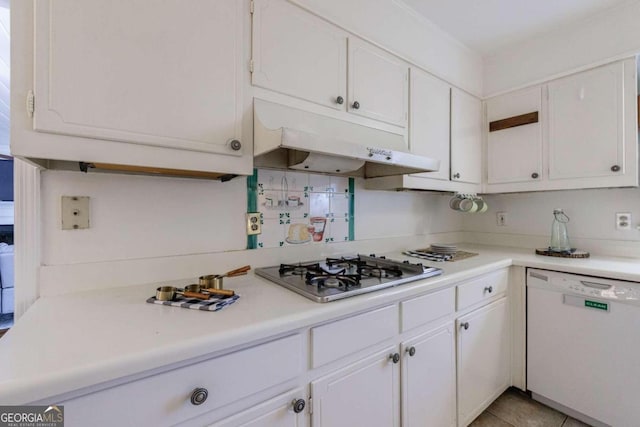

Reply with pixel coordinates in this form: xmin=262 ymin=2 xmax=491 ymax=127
xmin=305 ymin=270 xmax=362 ymax=289
xmin=279 ymin=262 xmax=322 ymax=276
xmin=257 ymin=254 xmax=443 ymax=302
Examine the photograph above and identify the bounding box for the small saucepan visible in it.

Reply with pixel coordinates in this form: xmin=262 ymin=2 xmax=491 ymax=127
xmin=199 ymin=265 xmax=251 ymax=290
xmin=155 ymin=286 xmax=210 ymax=301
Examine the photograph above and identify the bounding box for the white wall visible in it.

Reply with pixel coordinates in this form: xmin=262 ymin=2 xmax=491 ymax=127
xmin=40 ymin=170 xmax=462 ymax=268
xmin=355 ymin=183 xmax=461 ymax=240
xmin=463 ymin=188 xmax=640 ymax=253
xmin=291 ymin=0 xmax=483 ymax=96
xmin=484 ymin=0 xmax=640 ymax=96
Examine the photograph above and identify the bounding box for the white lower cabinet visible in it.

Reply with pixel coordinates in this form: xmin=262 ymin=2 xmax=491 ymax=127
xmin=311 ymin=347 xmax=400 ymax=427
xmin=401 ymin=322 xmax=456 ymax=427
xmin=58 ymin=334 xmax=303 ymax=427
xmin=310 ymin=323 xmax=457 ymax=427
xmin=457 ymin=297 xmax=510 ymax=427
xmin=50 ymin=270 xmax=515 ymax=427
xmin=208 ymin=388 xmax=308 ymax=427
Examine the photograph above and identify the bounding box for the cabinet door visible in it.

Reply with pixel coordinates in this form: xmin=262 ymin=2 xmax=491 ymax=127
xmin=548 ymin=61 xmax=624 ymax=180
xmin=34 ymin=0 xmax=245 ymax=156
xmin=487 ymin=87 xmax=543 ymax=184
xmin=457 ymin=298 xmax=510 ymax=427
xmin=252 ymin=0 xmax=347 ymax=110
xmin=408 ymin=68 xmax=451 ymax=181
xmin=402 ymin=323 xmax=456 ymax=427
xmin=348 ymin=38 xmax=408 ymax=127
xmin=207 ymin=389 xmax=308 ymax=427
xmin=451 ymin=89 xmax=482 ymax=184
xmin=311 ymin=347 xmax=399 ymax=427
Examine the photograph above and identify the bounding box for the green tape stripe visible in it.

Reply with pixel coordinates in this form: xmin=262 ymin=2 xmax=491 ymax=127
xmin=246 ymin=169 xmax=258 ymax=249
xmin=348 ymin=177 xmax=355 ymax=241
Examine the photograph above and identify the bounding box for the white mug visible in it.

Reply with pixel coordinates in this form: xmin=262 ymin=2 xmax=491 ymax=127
xmin=459 ymin=198 xmax=478 ymax=213
xmin=475 ymin=198 xmax=488 ymax=213
xmin=449 ymin=195 xmax=464 ymax=210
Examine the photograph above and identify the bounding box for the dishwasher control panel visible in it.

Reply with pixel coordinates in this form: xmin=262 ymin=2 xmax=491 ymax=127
xmin=528 ymin=268 xmax=640 ymax=305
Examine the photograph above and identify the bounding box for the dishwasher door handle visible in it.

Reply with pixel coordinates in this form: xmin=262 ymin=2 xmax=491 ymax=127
xmin=580 ymin=280 xmax=612 ymax=290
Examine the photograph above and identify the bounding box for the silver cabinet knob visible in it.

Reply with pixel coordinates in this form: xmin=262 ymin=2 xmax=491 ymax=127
xmin=229 ymin=139 xmax=242 ymax=151
xmin=336 ymin=96 xmax=344 ymax=105
xmin=190 ymin=388 xmax=208 ymax=405
xmin=611 ymin=165 xmax=621 ymax=172
xmin=389 ymin=353 xmax=400 ymax=364
xmin=352 ymin=101 xmax=360 ymax=109
xmin=452 ymin=173 xmax=461 ymax=179
xmin=484 ymin=286 xmax=493 ymax=293
xmin=531 ymin=172 xmax=539 ymax=179
xmin=406 ymin=346 xmax=416 ymax=357
xmin=460 ymin=322 xmax=470 ymax=330
xmin=292 ymin=398 xmax=306 ymax=414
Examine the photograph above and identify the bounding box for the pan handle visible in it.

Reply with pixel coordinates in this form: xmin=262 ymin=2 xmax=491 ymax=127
xmin=226 ymin=265 xmax=251 ymax=276
xmin=181 ymin=291 xmax=211 ymax=300
xmin=202 ymin=288 xmax=236 ymax=297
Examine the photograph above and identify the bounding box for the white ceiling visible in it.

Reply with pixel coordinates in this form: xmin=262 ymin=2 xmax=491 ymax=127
xmin=401 ymin=0 xmax=636 ymax=55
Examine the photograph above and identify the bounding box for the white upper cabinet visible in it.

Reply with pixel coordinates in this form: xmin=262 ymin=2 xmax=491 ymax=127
xmin=408 ymin=68 xmax=451 ymax=182
xmin=484 ymin=58 xmax=637 ymax=193
xmin=251 ymin=1 xmax=408 ymax=130
xmin=364 ymin=77 xmax=482 ymax=193
xmin=451 ymin=88 xmax=482 ymax=185
xmin=251 ymin=0 xmax=347 ymax=110
xmin=347 ymin=38 xmax=408 ymax=127
xmin=33 ymin=0 xmax=246 ymax=159
xmin=487 ymin=87 xmax=543 ymax=185
xmin=548 ymin=61 xmax=625 ymax=180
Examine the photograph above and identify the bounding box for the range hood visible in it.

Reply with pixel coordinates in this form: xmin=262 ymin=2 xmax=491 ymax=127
xmin=254 ymin=99 xmax=440 ymax=178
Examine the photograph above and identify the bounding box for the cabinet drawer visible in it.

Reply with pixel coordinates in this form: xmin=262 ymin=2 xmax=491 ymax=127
xmin=457 ymin=269 xmax=509 ymax=311
xmin=60 ymin=334 xmax=303 ymax=427
xmin=311 ymin=304 xmax=398 ymax=368
xmin=401 ymin=287 xmax=455 ymax=332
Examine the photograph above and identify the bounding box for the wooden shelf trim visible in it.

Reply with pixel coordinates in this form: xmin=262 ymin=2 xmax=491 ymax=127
xmin=78 ymin=162 xmax=237 ymax=181
xmin=489 ymin=111 xmax=539 ymax=132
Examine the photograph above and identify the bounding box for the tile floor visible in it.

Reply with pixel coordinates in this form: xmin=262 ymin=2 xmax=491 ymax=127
xmin=470 ymin=388 xmax=591 ymax=427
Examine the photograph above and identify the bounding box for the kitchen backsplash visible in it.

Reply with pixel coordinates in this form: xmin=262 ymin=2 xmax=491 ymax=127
xmin=247 ymin=169 xmax=354 ymax=249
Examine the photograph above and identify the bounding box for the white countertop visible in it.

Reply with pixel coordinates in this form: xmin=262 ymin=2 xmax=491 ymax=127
xmin=2 ymin=244 xmax=640 ymax=404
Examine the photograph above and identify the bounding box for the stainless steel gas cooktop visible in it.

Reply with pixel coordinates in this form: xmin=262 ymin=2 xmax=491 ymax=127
xmin=255 ymin=254 xmax=443 ymax=303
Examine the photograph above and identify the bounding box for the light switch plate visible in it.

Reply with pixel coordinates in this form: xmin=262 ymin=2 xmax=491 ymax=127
xmin=61 ymin=196 xmax=90 ymax=230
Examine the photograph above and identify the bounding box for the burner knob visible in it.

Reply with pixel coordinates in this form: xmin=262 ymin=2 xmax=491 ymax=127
xmin=369 ymin=254 xmax=376 ymax=257
xmin=403 ymin=260 xmax=409 ymax=264
xmin=380 ymin=256 xmax=386 ymax=259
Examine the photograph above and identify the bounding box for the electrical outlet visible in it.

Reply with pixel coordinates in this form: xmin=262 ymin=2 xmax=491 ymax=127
xmin=61 ymin=196 xmax=90 ymax=230
xmin=496 ymin=212 xmax=507 ymax=227
xmin=246 ymin=213 xmax=262 ymax=235
xmin=616 ymin=212 xmax=631 ymax=230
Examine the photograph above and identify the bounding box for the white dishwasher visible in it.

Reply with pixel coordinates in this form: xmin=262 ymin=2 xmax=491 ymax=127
xmin=527 ymin=268 xmax=640 ymax=427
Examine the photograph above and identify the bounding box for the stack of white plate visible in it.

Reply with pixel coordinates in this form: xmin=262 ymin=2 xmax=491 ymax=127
xmin=430 ymin=243 xmax=457 ymax=255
